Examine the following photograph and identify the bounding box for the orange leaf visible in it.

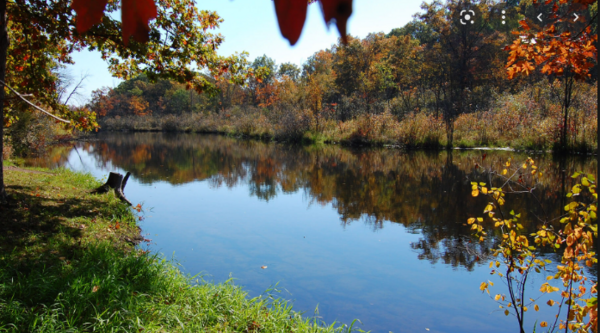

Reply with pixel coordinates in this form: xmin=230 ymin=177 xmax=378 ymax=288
xmin=274 ymin=0 xmax=308 ymax=46
xmin=122 ymin=0 xmax=158 ymax=45
xmin=71 ymin=0 xmax=109 ymax=33
xmin=319 ymin=0 xmax=353 ymax=43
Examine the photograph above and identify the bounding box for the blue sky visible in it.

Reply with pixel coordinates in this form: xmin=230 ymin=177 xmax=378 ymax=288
xmin=66 ymin=0 xmax=425 ymax=104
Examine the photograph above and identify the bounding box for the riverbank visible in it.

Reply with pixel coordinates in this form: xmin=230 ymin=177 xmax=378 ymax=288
xmin=98 ymin=108 xmax=598 ymax=154
xmin=0 ymin=163 xmax=354 ymax=332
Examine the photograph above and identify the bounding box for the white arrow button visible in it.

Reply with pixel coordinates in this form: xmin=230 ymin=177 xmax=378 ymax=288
xmin=574 ymin=13 xmax=579 ymax=22
xmin=537 ymin=13 xmax=543 ymax=22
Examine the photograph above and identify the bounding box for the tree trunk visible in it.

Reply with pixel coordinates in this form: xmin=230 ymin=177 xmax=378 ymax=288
xmin=0 ymin=0 xmax=9 ymax=204
xmin=91 ymin=172 xmax=132 ymax=206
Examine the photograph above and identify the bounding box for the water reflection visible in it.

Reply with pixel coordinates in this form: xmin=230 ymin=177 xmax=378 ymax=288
xmin=30 ymin=132 xmax=596 ymax=273
xmin=26 ymin=133 xmax=599 ymax=332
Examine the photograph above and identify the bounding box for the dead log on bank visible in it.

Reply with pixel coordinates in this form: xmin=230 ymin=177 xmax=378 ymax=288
xmin=91 ymin=172 xmax=132 ymax=206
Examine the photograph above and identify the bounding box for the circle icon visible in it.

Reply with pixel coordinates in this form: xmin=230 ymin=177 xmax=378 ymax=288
xmin=453 ymin=5 xmax=482 ymax=27
xmin=460 ymin=9 xmax=476 ymax=25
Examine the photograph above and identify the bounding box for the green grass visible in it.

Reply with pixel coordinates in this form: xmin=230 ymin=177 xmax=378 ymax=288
xmin=0 ymin=166 xmax=361 ymax=332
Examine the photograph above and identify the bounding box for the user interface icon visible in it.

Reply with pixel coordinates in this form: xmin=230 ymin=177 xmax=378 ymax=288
xmin=460 ymin=9 xmax=476 ymax=25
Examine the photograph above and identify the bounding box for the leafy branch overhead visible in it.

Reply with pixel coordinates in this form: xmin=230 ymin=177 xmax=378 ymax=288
xmin=71 ymin=0 xmax=353 ymax=46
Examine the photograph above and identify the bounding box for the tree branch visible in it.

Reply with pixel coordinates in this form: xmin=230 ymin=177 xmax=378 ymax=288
xmin=64 ymin=71 xmax=90 ymax=105
xmin=0 ymin=79 xmax=71 ymax=124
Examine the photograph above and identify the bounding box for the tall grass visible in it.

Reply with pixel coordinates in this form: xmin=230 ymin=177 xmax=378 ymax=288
xmin=0 ymin=244 xmax=359 ymax=332
xmin=98 ymin=82 xmax=598 ymax=152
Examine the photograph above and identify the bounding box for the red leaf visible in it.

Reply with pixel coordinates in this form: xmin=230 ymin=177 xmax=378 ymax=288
xmin=71 ymin=0 xmax=109 ymax=33
xmin=274 ymin=0 xmax=308 ymax=46
xmin=318 ymin=0 xmax=353 ymax=43
xmin=121 ymin=0 xmax=158 ymax=45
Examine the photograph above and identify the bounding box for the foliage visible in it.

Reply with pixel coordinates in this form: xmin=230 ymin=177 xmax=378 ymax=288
xmin=96 ymin=79 xmax=598 ymax=152
xmin=471 ymin=157 xmax=597 ymax=332
xmin=504 ymin=0 xmax=597 ymax=150
xmin=2 ymin=0 xmax=257 ymax=135
xmin=94 ymin=0 xmax=597 ymax=152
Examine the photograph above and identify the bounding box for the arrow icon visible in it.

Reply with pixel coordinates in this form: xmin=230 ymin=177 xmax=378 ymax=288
xmin=574 ymin=13 xmax=579 ymax=22
xmin=537 ymin=13 xmax=543 ymax=22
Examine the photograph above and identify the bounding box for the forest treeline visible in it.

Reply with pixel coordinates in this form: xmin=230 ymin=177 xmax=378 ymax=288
xmin=89 ymin=0 xmax=598 ymax=151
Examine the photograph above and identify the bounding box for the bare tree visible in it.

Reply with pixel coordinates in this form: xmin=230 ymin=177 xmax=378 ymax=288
xmin=56 ymin=69 xmax=91 ymax=106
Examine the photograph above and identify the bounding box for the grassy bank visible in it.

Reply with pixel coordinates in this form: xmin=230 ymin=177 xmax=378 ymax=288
xmin=0 ymin=164 xmax=357 ymax=332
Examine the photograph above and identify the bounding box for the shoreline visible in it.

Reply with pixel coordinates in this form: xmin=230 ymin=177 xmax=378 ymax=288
xmin=84 ymin=128 xmax=599 ymax=156
xmin=0 ymin=164 xmax=351 ymax=332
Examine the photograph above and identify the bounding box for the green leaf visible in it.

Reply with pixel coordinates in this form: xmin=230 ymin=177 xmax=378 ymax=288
xmin=510 ymin=210 xmax=515 ymax=215
xmin=571 ymin=172 xmax=581 ymax=178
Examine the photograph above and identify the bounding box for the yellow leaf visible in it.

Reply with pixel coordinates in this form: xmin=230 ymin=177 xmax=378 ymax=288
xmin=547 ymin=299 xmax=555 ymax=306
xmin=502 ymin=169 xmax=508 ymax=175
xmin=480 ymin=282 xmax=489 ymax=293
xmin=481 ymin=187 xmax=488 ymax=194
xmin=495 ymin=294 xmax=501 ymax=301
xmin=472 ymin=189 xmax=479 ymax=197
xmin=534 ymin=304 xmax=539 ymax=311
xmin=468 ymin=218 xmax=476 ymax=225
xmin=523 ymin=306 xmax=527 ymax=312
xmin=540 ymin=321 xmax=548 ymax=327
xmin=564 ymin=202 xmax=578 ymax=211
xmin=522 ymin=163 xmax=527 ymax=169
xmin=582 ymin=177 xmax=590 ymax=186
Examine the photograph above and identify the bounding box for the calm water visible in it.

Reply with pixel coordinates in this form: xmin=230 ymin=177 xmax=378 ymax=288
xmin=26 ymin=132 xmax=597 ymax=333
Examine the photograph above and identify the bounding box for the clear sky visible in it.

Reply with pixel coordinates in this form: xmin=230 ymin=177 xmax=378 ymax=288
xmin=66 ymin=0 xmax=426 ymax=105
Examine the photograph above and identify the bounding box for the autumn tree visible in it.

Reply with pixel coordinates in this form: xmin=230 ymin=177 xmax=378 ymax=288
xmin=0 ymin=0 xmax=267 ymax=204
xmin=505 ymin=0 xmax=597 ymax=151
xmin=418 ymin=0 xmax=508 ymax=146
xmin=278 ymin=62 xmax=301 ymax=82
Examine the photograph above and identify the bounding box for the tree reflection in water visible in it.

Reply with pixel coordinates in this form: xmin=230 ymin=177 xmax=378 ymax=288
xmin=27 ymin=132 xmax=597 ymax=271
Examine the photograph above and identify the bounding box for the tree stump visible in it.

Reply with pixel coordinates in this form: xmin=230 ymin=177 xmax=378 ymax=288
xmin=91 ymin=172 xmax=132 ymax=206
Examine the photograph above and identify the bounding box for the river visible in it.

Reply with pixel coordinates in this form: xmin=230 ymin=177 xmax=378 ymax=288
xmin=23 ymin=132 xmax=597 ymax=333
